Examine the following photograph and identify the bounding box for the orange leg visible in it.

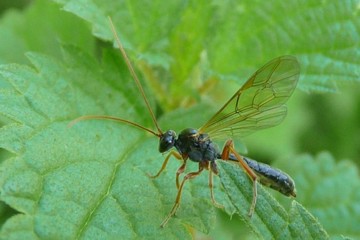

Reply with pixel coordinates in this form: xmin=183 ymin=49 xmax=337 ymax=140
xmin=176 ymin=160 xmax=187 ymax=189
xmin=148 ymin=150 xmax=182 ymax=178
xmin=221 ymin=139 xmax=258 ymax=217
xmin=160 ymin=163 xmax=204 ymax=227
xmin=209 ymin=169 xmax=223 ymax=209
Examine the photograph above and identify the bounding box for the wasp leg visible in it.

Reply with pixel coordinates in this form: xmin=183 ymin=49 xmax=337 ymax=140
xmin=175 ymin=160 xmax=187 ymax=189
xmin=221 ymin=139 xmax=258 ymax=217
xmin=148 ymin=150 xmax=182 ymax=178
xmin=160 ymin=163 xmax=204 ymax=228
xmin=209 ymin=167 xmax=224 ymax=209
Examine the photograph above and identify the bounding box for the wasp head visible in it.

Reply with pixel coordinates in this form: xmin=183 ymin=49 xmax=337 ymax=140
xmin=159 ymin=130 xmax=177 ymax=153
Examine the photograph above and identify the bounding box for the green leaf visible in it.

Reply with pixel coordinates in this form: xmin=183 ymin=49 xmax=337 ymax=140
xmin=206 ymin=1 xmax=360 ymax=92
xmin=275 ymin=152 xmax=360 ymax=240
xmin=0 ymin=46 xmax=226 ymax=239
xmin=53 ymin=0 xmax=360 ymax=111
xmin=0 ymin=1 xmax=359 ymax=239
xmin=218 ymin=160 xmax=328 ymax=240
xmin=288 ymin=201 xmax=329 ymax=239
xmin=219 ymin=152 xmax=360 ymax=239
xmin=0 ymin=0 xmax=94 ymax=64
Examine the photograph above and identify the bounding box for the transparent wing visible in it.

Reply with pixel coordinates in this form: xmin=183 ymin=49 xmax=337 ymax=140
xmin=199 ymin=55 xmax=300 ymax=139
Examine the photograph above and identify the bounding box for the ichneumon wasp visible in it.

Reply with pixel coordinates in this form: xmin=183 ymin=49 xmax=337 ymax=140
xmin=70 ymin=17 xmax=300 ymax=227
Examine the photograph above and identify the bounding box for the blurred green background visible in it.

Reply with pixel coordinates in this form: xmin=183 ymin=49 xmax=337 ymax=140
xmin=0 ymin=0 xmax=359 ymax=239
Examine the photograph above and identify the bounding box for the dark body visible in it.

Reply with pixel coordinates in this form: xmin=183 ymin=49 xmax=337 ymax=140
xmin=228 ymin=155 xmax=296 ymax=197
xmin=162 ymin=128 xmax=296 ymax=198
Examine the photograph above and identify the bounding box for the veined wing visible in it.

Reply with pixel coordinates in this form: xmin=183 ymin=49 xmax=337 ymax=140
xmin=198 ymin=56 xmax=300 ymax=139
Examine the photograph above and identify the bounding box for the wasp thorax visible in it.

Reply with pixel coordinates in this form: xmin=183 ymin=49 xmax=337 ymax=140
xmin=178 ymin=128 xmax=198 ymax=139
xmin=159 ymin=130 xmax=177 ymax=153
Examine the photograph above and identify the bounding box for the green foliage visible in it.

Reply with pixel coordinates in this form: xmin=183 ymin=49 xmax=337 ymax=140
xmin=276 ymin=152 xmax=360 ymax=240
xmin=56 ymin=0 xmax=360 ymax=109
xmin=0 ymin=0 xmax=94 ymax=65
xmin=0 ymin=47 xmax=216 ymax=239
xmin=0 ymin=0 xmax=359 ymax=239
xmin=207 ymin=153 xmax=360 ymax=240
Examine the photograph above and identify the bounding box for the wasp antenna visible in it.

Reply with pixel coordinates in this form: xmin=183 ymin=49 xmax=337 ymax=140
xmin=107 ymin=16 xmax=163 ymax=135
xmin=68 ymin=115 xmax=161 ymax=137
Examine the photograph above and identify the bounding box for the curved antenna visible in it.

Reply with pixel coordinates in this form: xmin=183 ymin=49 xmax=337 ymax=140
xmin=69 ymin=17 xmax=164 ymax=138
xmin=108 ymin=16 xmax=163 ymax=135
xmin=68 ymin=115 xmax=161 ymax=137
